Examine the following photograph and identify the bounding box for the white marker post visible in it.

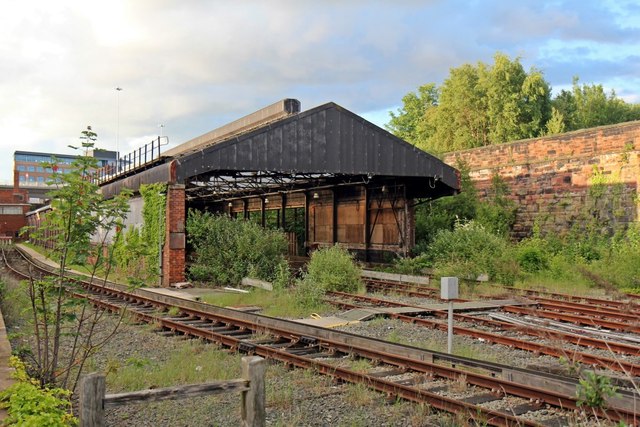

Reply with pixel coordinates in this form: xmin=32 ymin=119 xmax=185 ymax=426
xmin=440 ymin=277 xmax=459 ymax=354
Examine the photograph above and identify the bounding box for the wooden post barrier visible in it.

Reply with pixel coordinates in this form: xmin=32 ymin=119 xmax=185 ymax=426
xmin=79 ymin=356 xmax=265 ymax=427
xmin=241 ymin=356 xmax=265 ymax=427
xmin=79 ymin=373 xmax=105 ymax=427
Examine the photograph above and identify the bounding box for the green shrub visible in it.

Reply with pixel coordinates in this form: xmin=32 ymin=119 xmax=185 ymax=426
xmin=304 ymin=245 xmax=362 ymax=293
xmin=0 ymin=356 xmax=76 ymax=426
xmin=296 ymin=246 xmax=363 ymax=308
xmin=586 ymin=224 xmax=640 ymax=290
xmin=295 ymin=276 xmax=328 ymax=309
xmin=428 ymin=220 xmax=518 ymax=285
xmin=186 ymin=210 xmax=291 ymax=287
xmin=475 ymin=174 xmax=517 ymax=236
xmin=547 ymin=254 xmax=583 ymax=281
xmin=576 ymin=371 xmax=618 ymax=409
xmin=391 ymin=254 xmax=431 ymax=275
xmin=516 ymin=238 xmax=550 ymax=273
xmin=414 ymin=163 xmax=478 ymax=251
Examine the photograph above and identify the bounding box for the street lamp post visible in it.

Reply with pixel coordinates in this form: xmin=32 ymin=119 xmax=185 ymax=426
xmin=115 ymin=87 xmax=123 ymax=172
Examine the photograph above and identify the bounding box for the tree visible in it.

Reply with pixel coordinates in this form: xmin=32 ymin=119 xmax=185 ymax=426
xmin=545 ymin=107 xmax=566 ymax=135
xmin=428 ymin=62 xmax=490 ymax=152
xmin=389 ymin=53 xmax=552 ymax=153
xmin=23 ymin=127 xmax=131 ymax=390
xmin=386 ymin=83 xmax=438 ymax=146
xmin=389 ymin=53 xmax=640 ymax=153
xmin=551 ymin=77 xmax=640 ymax=131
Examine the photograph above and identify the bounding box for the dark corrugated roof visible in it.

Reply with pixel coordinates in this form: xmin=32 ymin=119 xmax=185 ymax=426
xmin=175 ymin=102 xmax=459 ymax=192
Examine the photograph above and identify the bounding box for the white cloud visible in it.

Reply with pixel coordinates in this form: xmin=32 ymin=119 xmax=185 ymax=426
xmin=1 ymin=0 xmax=639 ymax=182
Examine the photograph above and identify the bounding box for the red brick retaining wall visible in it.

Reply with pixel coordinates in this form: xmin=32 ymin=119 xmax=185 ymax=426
xmin=443 ymin=121 xmax=640 ymax=238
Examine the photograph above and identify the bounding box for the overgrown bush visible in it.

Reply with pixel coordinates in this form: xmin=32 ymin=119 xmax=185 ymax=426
xmin=414 ymin=163 xmax=478 ymax=252
xmin=112 ymin=226 xmax=150 ymax=279
xmin=516 ymin=238 xmax=550 ymax=273
xmin=427 ymin=220 xmax=518 ymax=285
xmin=475 ymin=174 xmax=517 ymax=236
xmin=0 ymin=356 xmax=76 ymax=426
xmin=111 ymin=183 xmax=166 ymax=284
xmin=391 ymin=254 xmax=431 ymax=275
xmin=186 ymin=210 xmax=290 ymax=287
xmin=296 ymin=245 xmax=363 ymax=308
xmin=414 ymin=164 xmax=516 ymax=253
xmin=587 ymin=224 xmax=640 ymax=291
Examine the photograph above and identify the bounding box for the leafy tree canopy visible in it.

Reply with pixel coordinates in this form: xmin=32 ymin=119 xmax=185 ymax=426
xmin=387 ymin=53 xmax=640 ymax=153
xmin=551 ymin=77 xmax=640 ymax=132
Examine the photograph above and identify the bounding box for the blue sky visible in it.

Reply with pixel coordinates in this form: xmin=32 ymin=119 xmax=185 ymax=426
xmin=1 ymin=0 xmax=639 ymax=182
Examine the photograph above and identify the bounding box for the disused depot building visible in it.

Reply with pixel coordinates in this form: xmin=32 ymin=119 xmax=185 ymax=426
xmin=99 ymin=100 xmax=460 ymax=286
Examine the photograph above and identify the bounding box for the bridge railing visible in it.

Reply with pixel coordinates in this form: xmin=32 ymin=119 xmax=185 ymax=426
xmin=92 ymin=137 xmax=164 ymax=185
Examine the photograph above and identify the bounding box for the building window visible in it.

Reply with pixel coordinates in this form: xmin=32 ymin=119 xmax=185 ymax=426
xmin=0 ymin=206 xmax=22 ymax=215
xmin=37 ymin=176 xmax=44 ymax=183
xmin=37 ymin=166 xmax=44 ymax=172
xmin=19 ymin=175 xmax=25 ymax=181
xmin=17 ymin=165 xmax=25 ymax=171
xmin=27 ymin=166 xmax=35 ymax=172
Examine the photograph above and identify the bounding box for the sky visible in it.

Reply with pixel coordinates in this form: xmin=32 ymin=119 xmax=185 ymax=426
xmin=2 ymin=0 xmax=640 ymax=183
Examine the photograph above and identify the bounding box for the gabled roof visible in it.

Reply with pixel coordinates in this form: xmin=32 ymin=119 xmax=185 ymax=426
xmin=99 ymin=102 xmax=460 ymax=200
xmin=175 ymin=102 xmax=459 ymax=195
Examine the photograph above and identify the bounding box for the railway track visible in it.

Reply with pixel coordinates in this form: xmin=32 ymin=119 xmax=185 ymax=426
xmin=366 ymin=278 xmax=640 ymax=319
xmin=363 ymin=280 xmax=640 ymax=355
xmin=499 ymin=285 xmax=640 ymax=314
xmin=2 ymin=247 xmax=639 ymax=426
xmin=326 ymin=291 xmax=640 ymax=377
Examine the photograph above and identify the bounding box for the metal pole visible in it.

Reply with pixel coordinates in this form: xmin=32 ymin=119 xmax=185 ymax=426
xmin=158 ymin=193 xmax=164 ymax=287
xmin=115 ymin=87 xmax=122 ymax=173
xmin=441 ymin=277 xmax=458 ymax=355
xmin=448 ymin=300 xmax=454 ymax=354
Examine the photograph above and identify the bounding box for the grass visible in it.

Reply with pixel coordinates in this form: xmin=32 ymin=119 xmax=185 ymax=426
xmin=343 ymin=383 xmax=378 ymax=406
xmin=106 ymin=340 xmax=241 ymax=392
xmin=20 ymin=241 xmax=156 ymax=287
xmin=514 ymin=274 xmax=605 ymax=297
xmin=200 ymin=288 xmax=331 ymax=318
xmin=455 ymin=275 xmax=607 ymax=300
xmin=347 ymin=358 xmax=373 ymax=373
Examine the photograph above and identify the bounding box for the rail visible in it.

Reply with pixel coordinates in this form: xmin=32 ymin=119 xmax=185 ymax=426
xmin=78 ymin=356 xmax=265 ymax=427
xmin=92 ymin=137 xmax=165 ymax=185
xmin=6 ymin=246 xmax=638 ymax=425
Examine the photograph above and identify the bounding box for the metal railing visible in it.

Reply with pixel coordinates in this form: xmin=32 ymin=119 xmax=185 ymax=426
xmin=92 ymin=137 xmax=165 ymax=185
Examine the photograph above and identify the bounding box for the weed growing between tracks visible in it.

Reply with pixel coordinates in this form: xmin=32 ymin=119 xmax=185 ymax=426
xmin=200 ymin=288 xmax=331 ymax=318
xmin=94 ymin=340 xmax=242 ymax=393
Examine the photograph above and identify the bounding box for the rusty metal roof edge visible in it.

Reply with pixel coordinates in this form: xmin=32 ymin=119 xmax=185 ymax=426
xmin=164 ymin=98 xmax=301 ymax=158
xmin=99 ymin=160 xmax=177 ymax=198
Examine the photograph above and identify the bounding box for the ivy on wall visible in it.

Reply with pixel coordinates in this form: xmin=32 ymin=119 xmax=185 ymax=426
xmin=112 ymin=183 xmax=166 ymax=284
xmin=140 ymin=183 xmax=167 ymax=280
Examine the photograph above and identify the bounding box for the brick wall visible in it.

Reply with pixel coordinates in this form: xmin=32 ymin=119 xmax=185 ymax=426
xmin=443 ymin=121 xmax=640 ymax=238
xmin=162 ymin=184 xmax=186 ymax=286
xmin=0 ymin=171 xmax=30 ymax=237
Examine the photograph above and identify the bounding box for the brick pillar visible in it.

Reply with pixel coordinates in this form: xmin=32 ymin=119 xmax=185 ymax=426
xmin=162 ymin=184 xmax=186 ymax=287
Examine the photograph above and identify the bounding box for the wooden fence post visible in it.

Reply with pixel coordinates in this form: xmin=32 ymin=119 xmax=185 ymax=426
xmin=79 ymin=372 xmax=105 ymax=427
xmin=241 ymin=356 xmax=265 ymax=427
